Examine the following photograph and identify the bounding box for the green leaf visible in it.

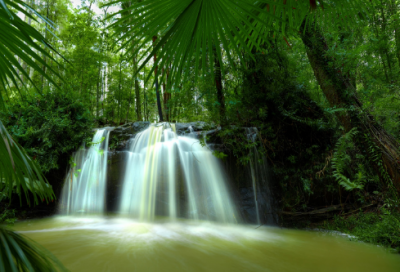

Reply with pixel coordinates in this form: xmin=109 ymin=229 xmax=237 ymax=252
xmin=0 ymin=226 xmax=67 ymax=272
xmin=0 ymin=0 xmax=65 ymax=109
xmin=0 ymin=121 xmax=54 ymax=206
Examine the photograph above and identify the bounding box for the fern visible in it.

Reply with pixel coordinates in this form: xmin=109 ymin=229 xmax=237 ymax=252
xmin=331 ymin=128 xmax=364 ymax=191
xmin=364 ymin=133 xmax=398 ymax=200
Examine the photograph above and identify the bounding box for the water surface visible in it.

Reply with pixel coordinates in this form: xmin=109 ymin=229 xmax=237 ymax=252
xmin=13 ymin=216 xmax=400 ymax=272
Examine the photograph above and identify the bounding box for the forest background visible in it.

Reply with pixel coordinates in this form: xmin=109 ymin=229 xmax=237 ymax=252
xmin=1 ymin=0 xmax=400 ymax=254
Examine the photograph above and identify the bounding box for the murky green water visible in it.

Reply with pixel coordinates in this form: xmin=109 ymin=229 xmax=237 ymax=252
xmin=13 ymin=217 xmax=400 ymax=272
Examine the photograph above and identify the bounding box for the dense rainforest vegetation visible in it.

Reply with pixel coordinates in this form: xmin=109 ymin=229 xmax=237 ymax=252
xmin=1 ymin=0 xmax=400 ymax=269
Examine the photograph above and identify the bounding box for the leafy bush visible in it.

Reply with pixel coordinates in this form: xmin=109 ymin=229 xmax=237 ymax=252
xmin=322 ymin=211 xmax=400 ymax=252
xmin=0 ymin=208 xmax=16 ymax=225
xmin=0 ymin=92 xmax=94 ymax=174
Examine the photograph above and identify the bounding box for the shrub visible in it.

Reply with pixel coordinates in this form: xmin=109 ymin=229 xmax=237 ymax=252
xmin=0 ymin=92 xmax=94 ymax=174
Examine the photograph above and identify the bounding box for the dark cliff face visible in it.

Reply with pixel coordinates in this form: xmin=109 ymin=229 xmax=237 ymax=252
xmin=105 ymin=121 xmax=276 ymax=225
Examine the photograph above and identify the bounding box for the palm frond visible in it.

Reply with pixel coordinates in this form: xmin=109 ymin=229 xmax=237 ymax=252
xmin=0 ymin=0 xmax=64 ymax=110
xmin=108 ymin=0 xmax=376 ymax=86
xmin=0 ymin=121 xmax=54 ymax=206
xmin=0 ymin=226 xmax=67 ymax=272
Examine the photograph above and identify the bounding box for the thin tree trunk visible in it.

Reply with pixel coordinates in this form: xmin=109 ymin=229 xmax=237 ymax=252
xmin=153 ymin=36 xmax=164 ymax=122
xmin=127 ymin=64 xmax=134 ymax=122
xmin=143 ymin=67 xmax=148 ymax=121
xmin=214 ymin=48 xmax=227 ymax=126
xmin=380 ymin=2 xmax=394 ymax=82
xmin=161 ymin=60 xmax=172 ymax=122
xmin=300 ymin=17 xmax=400 ymax=193
xmin=393 ymin=0 xmax=400 ymax=69
xmin=22 ymin=0 xmax=34 ymax=85
xmin=96 ymin=62 xmax=102 ymax=120
xmin=118 ymin=59 xmax=123 ymax=124
xmin=133 ymin=55 xmax=142 ymax=120
xmin=372 ymin=12 xmax=390 ymax=84
xmin=41 ymin=0 xmax=50 ymax=91
xmin=162 ymin=67 xmax=167 ymax=121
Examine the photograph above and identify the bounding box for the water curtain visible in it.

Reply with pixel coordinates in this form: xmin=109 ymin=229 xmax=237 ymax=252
xmin=60 ymin=129 xmax=111 ymax=214
xmin=244 ymin=127 xmax=274 ymax=225
xmin=120 ymin=123 xmax=238 ymax=223
xmin=60 ymin=124 xmax=238 ymax=223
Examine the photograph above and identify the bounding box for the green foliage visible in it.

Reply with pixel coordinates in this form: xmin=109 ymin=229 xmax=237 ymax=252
xmin=0 ymin=209 xmax=16 ymax=225
xmin=212 ymin=150 xmax=228 ymax=160
xmin=234 ymin=47 xmax=339 ymax=210
xmin=364 ymin=133 xmax=398 ymax=199
xmin=0 ymin=121 xmax=54 ymax=206
xmin=0 ymin=226 xmax=67 ymax=272
xmin=322 ymin=211 xmax=400 ymax=252
xmin=0 ymin=1 xmax=69 ymax=269
xmin=0 ymin=0 xmax=63 ymax=109
xmin=331 ymin=128 xmax=365 ymax=191
xmin=109 ymin=0 xmax=375 ymax=87
xmin=215 ymin=126 xmax=259 ymax=165
xmin=0 ymin=91 xmax=94 ymax=173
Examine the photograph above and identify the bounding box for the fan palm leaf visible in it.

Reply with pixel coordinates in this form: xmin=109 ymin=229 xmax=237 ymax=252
xmin=0 ymin=120 xmax=54 ymax=206
xmin=0 ymin=1 xmax=66 ymax=271
xmin=108 ymin=0 xmax=376 ymax=85
xmin=0 ymin=0 xmax=64 ymax=110
xmin=0 ymin=0 xmax=64 ymax=204
xmin=0 ymin=226 xmax=67 ymax=272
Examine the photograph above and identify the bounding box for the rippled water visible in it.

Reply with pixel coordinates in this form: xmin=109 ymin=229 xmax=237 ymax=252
xmin=13 ymin=217 xmax=400 ymax=272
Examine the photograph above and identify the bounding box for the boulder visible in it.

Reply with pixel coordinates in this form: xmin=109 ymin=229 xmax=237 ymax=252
xmin=175 ymin=121 xmax=209 ymax=135
xmin=108 ymin=122 xmax=150 ymax=150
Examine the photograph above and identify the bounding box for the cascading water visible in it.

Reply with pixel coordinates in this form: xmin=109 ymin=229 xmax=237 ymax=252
xmin=119 ymin=123 xmax=238 ymax=223
xmin=59 ymin=128 xmax=111 ymax=214
xmin=245 ymin=127 xmax=275 ymax=225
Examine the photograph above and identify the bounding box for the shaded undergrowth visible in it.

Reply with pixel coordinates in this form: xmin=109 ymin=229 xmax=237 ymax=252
xmin=316 ymin=210 xmax=400 ymax=253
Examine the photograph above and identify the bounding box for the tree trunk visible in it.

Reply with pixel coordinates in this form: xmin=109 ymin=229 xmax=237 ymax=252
xmin=41 ymin=0 xmax=50 ymax=91
xmin=300 ymin=17 xmax=400 ymax=193
xmin=96 ymin=61 xmax=102 ymax=120
xmin=162 ymin=66 xmax=171 ymax=121
xmin=143 ymin=67 xmax=148 ymax=121
xmin=133 ymin=55 xmax=142 ymax=121
xmin=153 ymin=36 xmax=164 ymax=122
xmin=118 ymin=59 xmax=122 ymax=123
xmin=394 ymin=1 xmax=400 ymax=69
xmin=22 ymin=0 xmax=34 ymax=85
xmin=214 ymin=48 xmax=227 ymax=126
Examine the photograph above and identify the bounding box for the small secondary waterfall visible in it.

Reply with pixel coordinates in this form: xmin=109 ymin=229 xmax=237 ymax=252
xmin=244 ymin=127 xmax=274 ymax=225
xmin=119 ymin=123 xmax=238 ymax=223
xmin=59 ymin=128 xmax=111 ymax=214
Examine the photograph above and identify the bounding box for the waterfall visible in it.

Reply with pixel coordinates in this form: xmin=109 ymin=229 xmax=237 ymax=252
xmin=244 ymin=127 xmax=274 ymax=225
xmin=119 ymin=123 xmax=238 ymax=223
xmin=59 ymin=128 xmax=111 ymax=215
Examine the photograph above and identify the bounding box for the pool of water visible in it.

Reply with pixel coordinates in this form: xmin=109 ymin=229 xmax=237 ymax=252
xmin=13 ymin=216 xmax=400 ymax=272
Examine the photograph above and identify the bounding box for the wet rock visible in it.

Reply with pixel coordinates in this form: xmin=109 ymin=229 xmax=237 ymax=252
xmin=238 ymin=187 xmax=272 ymax=225
xmin=132 ymin=121 xmax=151 ymax=133
xmin=106 ymin=151 xmax=130 ymax=212
xmin=109 ymin=122 xmax=150 ymax=150
xmin=175 ymin=121 xmax=209 ymax=135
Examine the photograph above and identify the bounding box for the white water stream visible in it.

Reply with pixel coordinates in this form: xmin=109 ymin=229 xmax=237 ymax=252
xmin=60 ymin=123 xmax=237 ymax=223
xmin=59 ymin=128 xmax=111 ymax=214
xmin=119 ymin=123 xmax=237 ymax=223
